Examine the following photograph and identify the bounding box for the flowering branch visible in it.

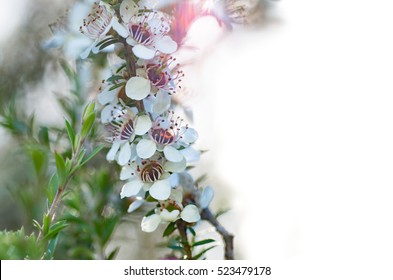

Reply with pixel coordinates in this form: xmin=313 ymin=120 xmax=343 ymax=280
xmin=77 ymin=0 xmax=238 ymax=260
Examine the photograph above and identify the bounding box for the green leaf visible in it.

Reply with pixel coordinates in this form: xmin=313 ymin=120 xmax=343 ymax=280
xmin=107 ymin=247 xmax=120 ymax=260
xmin=163 ymin=222 xmax=177 ymax=237
xmin=45 ymin=235 xmax=59 ymax=260
xmin=193 ymin=245 xmax=217 ymax=260
xmin=32 ymin=219 xmax=43 ymax=233
xmin=60 ymin=60 xmax=76 ymax=81
xmin=99 ymin=39 xmax=120 ymax=50
xmin=47 ymin=173 xmax=59 ymax=204
xmin=54 ymin=152 xmax=66 ymax=185
xmin=145 ymin=208 xmax=156 ymax=217
xmin=38 ymin=127 xmax=50 ymax=146
xmin=42 ymin=213 xmax=51 ymax=236
xmin=192 ymin=238 xmax=216 ymax=248
xmin=106 ymin=75 xmax=124 ymax=83
xmin=82 ymin=102 xmax=95 ymax=121
xmin=168 ymin=245 xmax=184 ymax=251
xmin=30 ymin=147 xmax=47 ymax=177
xmin=79 ymin=144 xmax=105 ymax=167
xmin=215 ymin=208 xmax=230 ymax=219
xmin=116 ymin=64 xmax=126 ymax=73
xmin=81 ymin=112 xmax=95 ymax=139
xmin=95 ymin=37 xmax=116 ymax=48
xmin=45 ymin=220 xmax=68 ymax=240
xmin=195 ymin=174 xmax=208 ymax=186
xmin=188 ymin=227 xmax=196 ymax=236
xmin=109 ymin=82 xmax=126 ymax=91
xmin=65 ymin=119 xmax=75 ymax=150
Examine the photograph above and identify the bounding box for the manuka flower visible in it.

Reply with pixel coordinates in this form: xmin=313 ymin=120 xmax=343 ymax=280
xmin=102 ymin=105 xmax=152 ymax=165
xmin=124 ymin=10 xmax=178 ymax=59
xmin=120 ymin=158 xmax=175 ymax=201
xmin=79 ymin=2 xmax=128 ymax=59
xmin=135 ymin=111 xmax=199 ymax=164
xmin=140 ymin=188 xmax=201 ymax=232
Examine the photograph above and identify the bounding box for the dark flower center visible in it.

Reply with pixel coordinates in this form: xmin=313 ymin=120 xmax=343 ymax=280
xmin=141 ymin=161 xmax=164 ymax=182
xmin=147 ymin=64 xmax=167 ymax=88
xmin=150 ymin=128 xmax=175 ymax=145
xmin=130 ymin=24 xmax=152 ymax=44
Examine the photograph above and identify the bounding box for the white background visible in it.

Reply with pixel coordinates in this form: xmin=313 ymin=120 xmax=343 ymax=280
xmin=1 ymin=0 xmax=393 ymax=278
xmin=188 ymin=0 xmax=393 ymax=278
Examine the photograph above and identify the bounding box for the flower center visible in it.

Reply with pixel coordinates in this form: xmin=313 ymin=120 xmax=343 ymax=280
xmin=140 ymin=161 xmax=164 ymax=183
xmin=150 ymin=128 xmax=175 ymax=145
xmin=119 ymin=119 xmax=134 ymax=141
xmin=147 ymin=64 xmax=167 ymax=88
xmin=130 ymin=24 xmax=153 ymax=45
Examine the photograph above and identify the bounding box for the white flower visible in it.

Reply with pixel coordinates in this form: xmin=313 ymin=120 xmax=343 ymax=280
xmin=102 ymin=105 xmax=152 ymax=165
xmin=79 ymin=2 xmax=128 ymax=59
xmin=146 ymin=56 xmax=184 ymax=94
xmin=120 ymin=159 xmax=172 ymax=201
xmin=135 ymin=111 xmax=199 ymax=164
xmin=140 ymin=189 xmax=201 ymax=232
xmin=125 ymin=11 xmax=178 ymax=59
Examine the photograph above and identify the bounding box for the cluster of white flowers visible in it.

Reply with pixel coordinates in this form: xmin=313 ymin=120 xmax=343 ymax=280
xmin=80 ymin=0 xmax=214 ymax=233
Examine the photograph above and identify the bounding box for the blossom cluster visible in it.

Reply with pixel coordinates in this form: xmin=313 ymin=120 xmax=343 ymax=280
xmin=80 ymin=0 xmax=213 ymax=232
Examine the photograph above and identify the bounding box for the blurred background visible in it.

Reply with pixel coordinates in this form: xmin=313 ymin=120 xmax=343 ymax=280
xmin=2 ymin=0 xmax=393 ymax=277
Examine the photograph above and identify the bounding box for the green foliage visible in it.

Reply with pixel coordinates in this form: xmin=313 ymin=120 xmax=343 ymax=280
xmin=0 ymin=229 xmax=44 ymax=259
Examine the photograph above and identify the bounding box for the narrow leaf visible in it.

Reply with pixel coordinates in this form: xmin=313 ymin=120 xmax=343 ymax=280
xmin=193 ymin=245 xmax=217 ymax=260
xmin=54 ymin=152 xmax=66 ymax=185
xmin=79 ymin=144 xmax=105 ymax=167
xmin=192 ymin=238 xmax=216 ymax=248
xmin=81 ymin=112 xmax=95 ymax=138
xmin=65 ymin=119 xmax=75 ymax=150
xmin=163 ymin=222 xmax=177 ymax=237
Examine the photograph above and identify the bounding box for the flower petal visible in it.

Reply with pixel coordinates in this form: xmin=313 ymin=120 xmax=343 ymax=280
xmin=141 ymin=214 xmax=161 ymax=232
xmin=163 ymin=146 xmax=184 ymax=162
xmin=111 ymin=18 xmax=129 ymax=38
xmin=169 ymin=187 xmax=183 ymax=204
xmin=126 ymin=76 xmax=151 ymax=100
xmin=164 ymin=158 xmax=187 ymax=173
xmin=117 ymin=142 xmax=131 ymax=165
xmin=199 ymin=186 xmax=214 ymax=209
xmin=160 ymin=209 xmax=180 ymax=222
xmin=97 ymin=87 xmax=118 ymax=105
xmin=149 ymin=179 xmax=171 ymax=200
xmin=181 ymin=205 xmax=201 ymax=223
xmin=120 ymin=165 xmax=136 ymax=180
xmin=101 ymin=104 xmax=115 ymax=123
xmin=136 ymin=139 xmax=156 ymax=159
xmin=120 ymin=0 xmax=138 ymax=23
xmin=181 ymin=127 xmax=199 ymax=144
xmin=135 ymin=114 xmax=152 ymax=135
xmin=153 ymin=90 xmax=171 ymax=114
xmin=120 ymin=179 xmax=144 ymax=198
xmin=180 ymin=147 xmax=200 ymax=163
xmin=155 ymin=35 xmax=177 ymax=54
xmin=132 ymin=44 xmax=156 ymax=59
xmin=106 ymin=141 xmax=120 ymax=161
xmin=127 ymin=199 xmax=144 ymax=213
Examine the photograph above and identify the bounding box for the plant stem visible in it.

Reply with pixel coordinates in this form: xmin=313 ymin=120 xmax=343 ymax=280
xmin=120 ymin=37 xmax=145 ymax=113
xmin=201 ymin=208 xmax=234 ymax=260
xmin=176 ymin=220 xmax=193 ymax=260
xmin=37 ymin=139 xmax=83 ymax=241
